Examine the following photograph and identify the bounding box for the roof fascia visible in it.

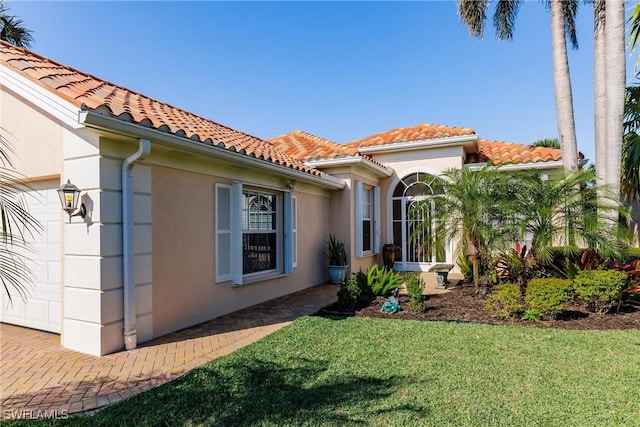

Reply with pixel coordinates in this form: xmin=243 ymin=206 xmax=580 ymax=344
xmin=0 ymin=64 xmax=82 ymax=129
xmin=304 ymin=156 xmax=392 ymax=177
xmin=79 ymin=110 xmax=345 ymax=190
xmin=466 ymin=161 xmax=565 ymax=171
xmin=357 ymin=134 xmax=478 ymax=154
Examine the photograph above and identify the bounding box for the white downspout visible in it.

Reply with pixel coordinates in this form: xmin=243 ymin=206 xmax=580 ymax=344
xmin=122 ymin=139 xmax=151 ymax=350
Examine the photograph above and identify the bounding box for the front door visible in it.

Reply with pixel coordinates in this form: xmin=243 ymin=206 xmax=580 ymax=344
xmin=391 ymin=173 xmax=451 ymax=271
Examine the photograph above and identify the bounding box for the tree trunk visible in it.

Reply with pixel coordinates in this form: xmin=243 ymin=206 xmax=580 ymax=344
xmin=550 ymin=0 xmax=579 ymax=172
xmin=594 ymin=0 xmax=606 ymax=186
xmin=604 ymin=0 xmax=625 ymax=204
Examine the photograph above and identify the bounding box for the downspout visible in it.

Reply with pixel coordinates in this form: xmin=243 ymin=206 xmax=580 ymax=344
xmin=122 ymin=139 xmax=151 ymax=350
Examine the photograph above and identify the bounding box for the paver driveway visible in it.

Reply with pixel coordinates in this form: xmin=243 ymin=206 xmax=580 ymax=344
xmin=0 ymin=284 xmax=336 ymax=420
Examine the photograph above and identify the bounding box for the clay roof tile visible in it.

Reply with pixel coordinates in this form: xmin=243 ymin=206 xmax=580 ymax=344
xmin=0 ymin=41 xmax=323 ymax=178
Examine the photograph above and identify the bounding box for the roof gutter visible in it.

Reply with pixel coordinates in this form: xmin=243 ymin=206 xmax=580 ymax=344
xmin=305 ymin=156 xmax=392 ymax=177
xmin=78 ymin=111 xmax=345 ymax=190
xmin=356 ymin=134 xmax=478 ymax=154
xmin=466 ymin=160 xmax=565 ymax=171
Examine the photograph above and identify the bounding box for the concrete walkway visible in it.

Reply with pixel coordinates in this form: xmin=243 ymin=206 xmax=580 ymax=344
xmin=0 ymin=284 xmax=337 ymax=420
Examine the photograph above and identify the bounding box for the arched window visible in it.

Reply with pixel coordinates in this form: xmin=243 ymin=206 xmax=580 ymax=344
xmin=392 ymin=173 xmax=446 ymax=267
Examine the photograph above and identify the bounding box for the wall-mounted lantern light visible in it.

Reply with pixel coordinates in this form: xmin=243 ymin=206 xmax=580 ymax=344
xmin=57 ymin=179 xmax=86 ymax=222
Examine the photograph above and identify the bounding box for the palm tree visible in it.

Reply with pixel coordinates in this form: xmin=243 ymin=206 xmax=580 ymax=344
xmin=456 ymin=0 xmax=579 ymax=172
xmin=410 ymin=166 xmax=630 ymax=286
xmin=0 ymin=133 xmax=42 ymax=302
xmin=550 ymin=0 xmax=579 ymax=172
xmin=602 ymin=0 xmax=625 ymax=208
xmin=410 ymin=166 xmax=519 ymax=285
xmin=513 ymin=168 xmax=628 ymax=265
xmin=594 ymin=0 xmax=606 ymax=186
xmin=0 ymin=0 xmax=33 ymax=48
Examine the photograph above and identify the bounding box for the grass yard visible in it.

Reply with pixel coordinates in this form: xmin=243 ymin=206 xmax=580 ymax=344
xmin=10 ymin=316 xmax=640 ymax=426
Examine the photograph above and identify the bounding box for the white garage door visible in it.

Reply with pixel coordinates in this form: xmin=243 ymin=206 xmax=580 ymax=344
xmin=1 ymin=180 xmax=62 ymax=333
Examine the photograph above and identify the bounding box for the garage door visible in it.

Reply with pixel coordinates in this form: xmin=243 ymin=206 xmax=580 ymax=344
xmin=1 ymin=180 xmax=62 ymax=333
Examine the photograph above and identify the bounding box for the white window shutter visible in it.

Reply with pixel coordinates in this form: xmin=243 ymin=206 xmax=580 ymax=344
xmin=354 ymin=180 xmax=363 ymax=258
xmin=283 ymin=192 xmax=293 ymax=274
xmin=292 ymin=196 xmax=297 ymax=268
xmin=215 ymin=184 xmax=232 ymax=282
xmin=374 ymin=185 xmax=381 ymax=254
xmin=231 ymin=181 xmax=243 ymax=285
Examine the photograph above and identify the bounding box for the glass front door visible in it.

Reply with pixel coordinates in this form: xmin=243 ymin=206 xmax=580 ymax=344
xmin=391 ymin=173 xmax=450 ymax=271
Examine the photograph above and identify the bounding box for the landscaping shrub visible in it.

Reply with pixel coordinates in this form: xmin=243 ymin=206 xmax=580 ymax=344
xmin=337 ymin=275 xmax=362 ymax=309
xmin=524 ymin=278 xmax=573 ymax=319
xmin=521 ymin=308 xmax=542 ymax=323
xmin=404 ymin=272 xmax=426 ymax=312
xmin=367 ymin=264 xmax=401 ymax=296
xmin=573 ymin=270 xmax=629 ymax=313
xmin=485 ymin=283 xmax=522 ymax=319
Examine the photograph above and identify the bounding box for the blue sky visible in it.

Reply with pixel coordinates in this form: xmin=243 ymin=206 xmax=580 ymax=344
xmin=7 ymin=1 xmax=638 ymax=164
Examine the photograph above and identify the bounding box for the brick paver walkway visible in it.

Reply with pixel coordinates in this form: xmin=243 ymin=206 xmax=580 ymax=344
xmin=0 ymin=284 xmax=336 ymax=420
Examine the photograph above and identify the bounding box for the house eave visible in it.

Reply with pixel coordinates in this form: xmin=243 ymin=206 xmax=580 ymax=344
xmin=79 ymin=110 xmax=346 ymax=190
xmin=356 ymin=134 xmax=479 ymax=154
xmin=466 ymin=160 xmax=565 ymax=171
xmin=304 ymin=156 xmax=393 ymax=177
xmin=0 ymin=64 xmax=83 ymax=129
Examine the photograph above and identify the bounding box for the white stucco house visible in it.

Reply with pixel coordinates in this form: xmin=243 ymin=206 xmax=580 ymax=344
xmin=0 ymin=41 xmax=568 ymax=355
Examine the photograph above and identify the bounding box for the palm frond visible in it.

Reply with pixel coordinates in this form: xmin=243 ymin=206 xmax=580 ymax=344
xmin=457 ymin=0 xmax=489 ymax=38
xmin=493 ymin=0 xmax=521 ymax=40
xmin=622 ymin=132 xmax=640 ymax=203
xmin=562 ymin=0 xmax=579 ymax=50
xmin=627 ymin=2 xmax=640 ymax=74
xmin=0 ymin=0 xmax=33 ymax=48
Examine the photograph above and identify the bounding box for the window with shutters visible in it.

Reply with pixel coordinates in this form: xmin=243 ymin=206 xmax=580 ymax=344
xmin=216 ymin=183 xmax=295 ymax=284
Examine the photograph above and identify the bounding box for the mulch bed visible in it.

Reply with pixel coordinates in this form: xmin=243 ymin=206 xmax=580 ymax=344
xmin=317 ymin=285 xmax=640 ymax=330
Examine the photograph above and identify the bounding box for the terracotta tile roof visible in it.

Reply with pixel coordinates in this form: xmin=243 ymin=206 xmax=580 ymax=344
xmin=347 ymin=123 xmax=476 ymax=148
xmin=269 ymin=130 xmax=389 ymax=173
xmin=268 ymin=130 xmax=358 ymax=161
xmin=0 ymin=41 xmax=323 ymax=177
xmin=466 ymin=139 xmax=565 ymax=165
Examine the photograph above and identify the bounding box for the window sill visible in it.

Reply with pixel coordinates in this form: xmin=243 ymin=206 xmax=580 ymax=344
xmin=357 ymin=251 xmax=376 ymax=259
xmin=231 ymin=272 xmax=290 ymax=287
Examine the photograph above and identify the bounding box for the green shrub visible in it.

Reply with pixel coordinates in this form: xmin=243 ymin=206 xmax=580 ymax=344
xmin=404 ymin=272 xmax=426 ymax=312
xmin=524 ymin=278 xmax=573 ymax=319
xmin=337 ymin=275 xmax=362 ymax=309
xmin=521 ymin=308 xmax=542 ymax=323
xmin=485 ymin=283 xmax=522 ymax=319
xmin=573 ymin=269 xmax=629 ymax=313
xmin=349 ymin=269 xmax=370 ymax=296
xmin=367 ymin=264 xmax=401 ymax=296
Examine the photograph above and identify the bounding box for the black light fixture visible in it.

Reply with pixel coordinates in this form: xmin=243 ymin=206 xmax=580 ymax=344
xmin=57 ymin=179 xmax=86 ymax=222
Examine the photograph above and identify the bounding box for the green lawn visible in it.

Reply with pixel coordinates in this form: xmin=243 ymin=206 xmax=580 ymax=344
xmin=11 ymin=316 xmax=640 ymax=426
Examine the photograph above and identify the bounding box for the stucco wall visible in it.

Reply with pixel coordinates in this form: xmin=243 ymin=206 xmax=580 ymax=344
xmin=0 ymin=88 xmax=63 ymax=178
xmin=151 ymin=164 xmax=331 ymax=338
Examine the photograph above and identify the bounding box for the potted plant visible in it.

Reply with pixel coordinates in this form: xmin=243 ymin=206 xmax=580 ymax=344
xmin=326 ymin=234 xmax=348 ymax=284
xmin=382 ymin=243 xmax=396 ymax=270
